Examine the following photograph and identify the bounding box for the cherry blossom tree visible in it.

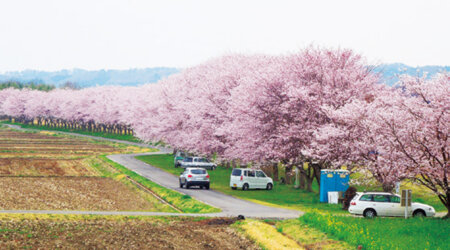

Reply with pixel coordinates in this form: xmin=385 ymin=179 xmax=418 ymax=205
xmin=389 ymin=73 xmax=449 ymax=217
xmin=0 ymin=49 xmax=447 ymax=212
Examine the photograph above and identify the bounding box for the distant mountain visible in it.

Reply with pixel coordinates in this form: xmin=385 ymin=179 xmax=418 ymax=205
xmin=375 ymin=63 xmax=449 ymax=86
xmin=0 ymin=64 xmax=447 ymax=88
xmin=0 ymin=67 xmax=179 ymax=88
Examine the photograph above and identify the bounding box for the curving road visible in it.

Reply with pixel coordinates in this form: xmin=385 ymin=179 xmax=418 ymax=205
xmin=108 ymin=153 xmax=302 ymax=219
xmin=1 ymin=124 xmax=302 ymax=219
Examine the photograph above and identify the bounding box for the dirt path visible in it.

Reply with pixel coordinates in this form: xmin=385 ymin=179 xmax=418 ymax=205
xmin=1 ymin=124 xmax=302 ymax=219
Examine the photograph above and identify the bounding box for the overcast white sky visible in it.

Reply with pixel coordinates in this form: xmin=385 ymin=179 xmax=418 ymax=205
xmin=0 ymin=0 xmax=448 ymax=72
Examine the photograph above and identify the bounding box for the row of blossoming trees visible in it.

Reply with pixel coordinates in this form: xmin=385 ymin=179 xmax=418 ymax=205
xmin=0 ymin=48 xmax=448 ymax=216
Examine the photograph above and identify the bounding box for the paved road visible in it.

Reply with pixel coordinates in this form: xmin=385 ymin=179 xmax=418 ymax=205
xmin=1 ymin=124 xmax=302 ymax=219
xmin=108 ymin=153 xmax=302 ymax=219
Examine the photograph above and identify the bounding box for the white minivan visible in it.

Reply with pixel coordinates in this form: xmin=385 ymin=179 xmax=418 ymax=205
xmin=230 ymin=168 xmax=273 ymax=190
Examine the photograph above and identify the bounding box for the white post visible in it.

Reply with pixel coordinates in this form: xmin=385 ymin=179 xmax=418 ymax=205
xmin=404 ymin=191 xmax=408 ymax=219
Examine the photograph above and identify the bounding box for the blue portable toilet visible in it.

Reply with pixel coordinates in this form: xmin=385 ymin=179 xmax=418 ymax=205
xmin=320 ymin=169 xmax=350 ymax=203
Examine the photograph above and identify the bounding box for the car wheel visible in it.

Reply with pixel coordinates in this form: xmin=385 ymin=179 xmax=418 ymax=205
xmin=413 ymin=210 xmax=426 ymax=217
xmin=363 ymin=209 xmax=377 ymax=218
xmin=242 ymin=183 xmax=249 ymax=191
xmin=205 ymin=184 xmax=210 ymax=190
xmin=266 ymin=183 xmax=273 ymax=190
xmin=231 ymin=187 xmax=237 ymax=190
xmin=179 ymin=180 xmax=183 ymax=188
xmin=185 ymin=182 xmax=190 ymax=189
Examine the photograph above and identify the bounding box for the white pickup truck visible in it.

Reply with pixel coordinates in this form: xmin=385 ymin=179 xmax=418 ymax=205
xmin=179 ymin=157 xmax=216 ymax=170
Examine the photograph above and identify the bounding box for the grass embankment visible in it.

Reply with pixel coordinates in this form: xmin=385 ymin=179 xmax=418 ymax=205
xmin=276 ymin=219 xmax=353 ymax=249
xmin=234 ymin=219 xmax=304 ymax=250
xmin=299 ymin=212 xmax=450 ymax=250
xmin=99 ymin=155 xmax=220 ymax=214
xmin=0 ymin=120 xmax=141 ymax=143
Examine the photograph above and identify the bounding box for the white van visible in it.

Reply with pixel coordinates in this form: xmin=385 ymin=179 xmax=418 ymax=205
xmin=230 ymin=168 xmax=273 ymax=190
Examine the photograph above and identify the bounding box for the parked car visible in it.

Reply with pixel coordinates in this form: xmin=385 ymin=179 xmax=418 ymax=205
xmin=174 ymin=151 xmax=188 ymax=168
xmin=179 ymin=168 xmax=210 ymax=189
xmin=348 ymin=192 xmax=435 ymax=218
xmin=179 ymin=157 xmax=216 ymax=170
xmin=230 ymin=168 xmax=273 ymax=190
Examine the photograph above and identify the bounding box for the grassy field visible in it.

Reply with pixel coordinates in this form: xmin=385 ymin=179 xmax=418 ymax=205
xmin=299 ymin=212 xmax=450 ymax=250
xmin=137 ymin=153 xmax=449 ymax=250
xmin=275 ymin=219 xmax=353 ymax=249
xmin=137 ymin=154 xmax=447 ymax=213
xmin=0 ymin=120 xmax=142 ymax=143
xmin=137 ymin=154 xmax=346 ymax=214
xmin=234 ymin=219 xmax=303 ymax=249
xmin=0 ymin=215 xmax=257 ymax=249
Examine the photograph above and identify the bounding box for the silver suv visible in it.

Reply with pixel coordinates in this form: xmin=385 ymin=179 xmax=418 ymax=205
xmin=179 ymin=168 xmax=210 ymax=189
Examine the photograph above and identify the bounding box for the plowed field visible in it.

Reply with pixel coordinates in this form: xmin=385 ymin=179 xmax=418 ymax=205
xmin=0 ymin=177 xmax=168 ymax=211
xmin=0 ymin=128 xmax=171 ymax=212
xmin=0 ymin=158 xmax=99 ymax=176
xmin=0 ymin=218 xmax=258 ymax=249
xmin=0 ymin=130 xmax=118 ymax=156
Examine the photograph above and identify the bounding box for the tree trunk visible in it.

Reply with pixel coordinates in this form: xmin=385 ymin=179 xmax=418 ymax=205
xmin=285 ymin=166 xmax=292 ymax=184
xmin=272 ymin=163 xmax=278 ymax=181
xmin=382 ymin=183 xmax=395 ymax=193
xmin=442 ymin=191 xmax=450 ymax=219
xmin=306 ymin=176 xmax=314 ymax=192
xmin=299 ymin=170 xmax=306 ymax=189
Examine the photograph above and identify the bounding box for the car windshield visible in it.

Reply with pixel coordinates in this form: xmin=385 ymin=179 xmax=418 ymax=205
xmin=191 ymin=169 xmax=206 ymax=175
xmin=184 ymin=157 xmax=193 ymax=162
xmin=231 ymin=169 xmax=241 ymax=176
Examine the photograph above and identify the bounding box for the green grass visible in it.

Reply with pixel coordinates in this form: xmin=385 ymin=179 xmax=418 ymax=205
xmin=299 ymin=212 xmax=450 ymax=250
xmin=136 ymin=154 xmax=448 ymax=214
xmin=0 ymin=121 xmax=142 ymax=143
xmin=136 ymin=154 xmax=345 ymax=214
xmin=99 ymin=155 xmax=220 ymax=214
xmin=276 ymin=219 xmax=354 ymax=249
